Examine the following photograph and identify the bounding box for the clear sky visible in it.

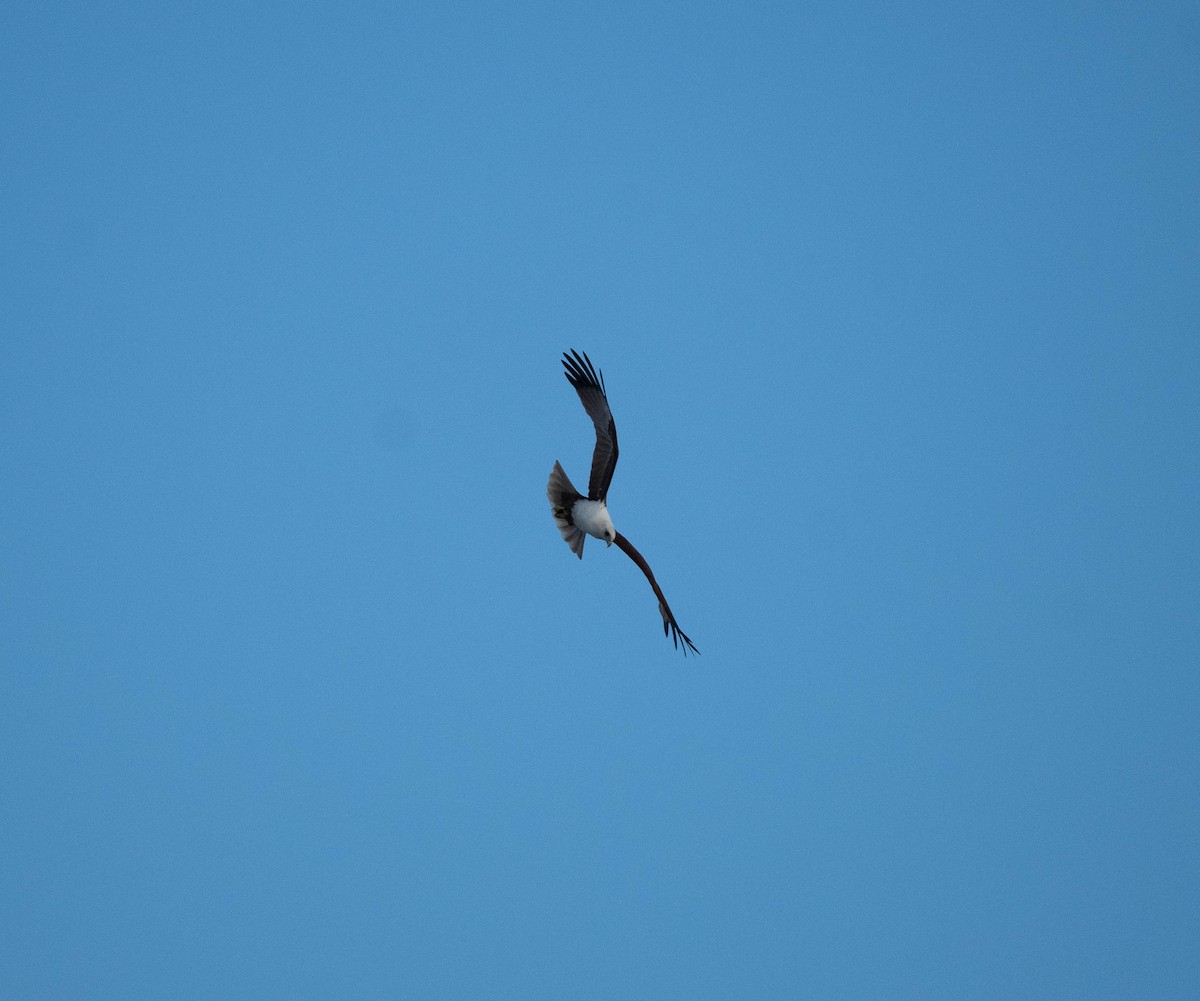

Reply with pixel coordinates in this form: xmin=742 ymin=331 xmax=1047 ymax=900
xmin=3 ymin=2 xmax=1197 ymax=998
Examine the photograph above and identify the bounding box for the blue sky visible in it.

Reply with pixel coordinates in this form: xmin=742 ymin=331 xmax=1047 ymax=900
xmin=3 ymin=2 xmax=1197 ymax=998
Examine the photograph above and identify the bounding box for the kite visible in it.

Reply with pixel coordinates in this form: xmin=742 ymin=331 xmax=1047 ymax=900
xmin=547 ymin=350 xmax=699 ymax=655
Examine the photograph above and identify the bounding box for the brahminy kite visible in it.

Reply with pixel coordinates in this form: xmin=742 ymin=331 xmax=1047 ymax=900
xmin=547 ymin=350 xmax=699 ymax=655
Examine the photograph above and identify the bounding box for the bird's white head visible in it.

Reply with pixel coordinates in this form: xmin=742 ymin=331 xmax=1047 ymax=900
xmin=573 ymin=498 xmax=617 ymax=547
xmin=600 ymin=507 xmax=616 ymax=547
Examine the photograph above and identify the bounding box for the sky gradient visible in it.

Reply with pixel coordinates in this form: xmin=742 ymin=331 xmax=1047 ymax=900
xmin=3 ymin=3 xmax=1198 ymax=998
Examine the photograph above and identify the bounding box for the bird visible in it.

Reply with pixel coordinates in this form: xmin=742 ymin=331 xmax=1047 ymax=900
xmin=547 ymin=349 xmax=699 ymax=655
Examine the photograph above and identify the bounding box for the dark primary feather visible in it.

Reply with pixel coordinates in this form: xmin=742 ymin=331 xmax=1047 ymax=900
xmin=562 ymin=349 xmax=619 ymax=501
xmin=613 ymin=532 xmax=700 ymax=657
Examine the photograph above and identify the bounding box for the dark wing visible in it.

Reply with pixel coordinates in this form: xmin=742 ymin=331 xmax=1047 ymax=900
xmin=562 ymin=349 xmax=619 ymax=501
xmin=613 ymin=532 xmax=700 ymax=656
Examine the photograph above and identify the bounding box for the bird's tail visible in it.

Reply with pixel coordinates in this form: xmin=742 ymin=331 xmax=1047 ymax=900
xmin=547 ymin=461 xmax=586 ymax=558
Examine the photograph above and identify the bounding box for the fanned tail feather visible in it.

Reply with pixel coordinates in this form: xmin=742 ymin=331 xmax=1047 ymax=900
xmin=547 ymin=461 xmax=586 ymax=558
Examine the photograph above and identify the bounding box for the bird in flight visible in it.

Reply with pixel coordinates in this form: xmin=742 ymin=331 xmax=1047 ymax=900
xmin=547 ymin=350 xmax=699 ymax=655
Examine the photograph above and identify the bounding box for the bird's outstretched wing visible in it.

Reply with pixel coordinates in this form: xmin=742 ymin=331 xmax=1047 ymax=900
xmin=613 ymin=532 xmax=700 ymax=656
xmin=562 ymin=349 xmax=619 ymax=501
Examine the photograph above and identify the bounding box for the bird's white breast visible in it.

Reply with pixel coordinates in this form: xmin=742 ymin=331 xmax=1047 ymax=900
xmin=572 ymin=499 xmax=615 ymax=540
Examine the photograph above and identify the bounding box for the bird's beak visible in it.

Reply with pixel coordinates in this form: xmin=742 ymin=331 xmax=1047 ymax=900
xmin=606 ymin=539 xmax=612 ymax=547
